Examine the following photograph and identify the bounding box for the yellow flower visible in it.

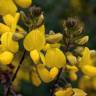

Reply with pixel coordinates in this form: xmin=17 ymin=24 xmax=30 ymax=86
xmin=45 ymin=48 xmax=66 ymax=68
xmin=24 ymin=25 xmax=45 ymax=51
xmin=37 ymin=64 xmax=59 ymax=83
xmin=14 ymin=0 xmax=32 ymax=8
xmin=0 ymin=0 xmax=17 ymax=16
xmin=0 ymin=51 xmax=14 ymax=65
xmin=79 ymin=47 xmax=92 ymax=67
xmin=1 ymin=32 xmax=19 ymax=53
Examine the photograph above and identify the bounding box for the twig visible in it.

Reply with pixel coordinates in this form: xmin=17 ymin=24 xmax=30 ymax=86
xmin=5 ymin=50 xmax=26 ymax=96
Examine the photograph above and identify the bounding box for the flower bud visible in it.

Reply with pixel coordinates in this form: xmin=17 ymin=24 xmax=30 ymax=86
xmin=66 ymin=52 xmax=77 ymax=65
xmin=66 ymin=65 xmax=78 ymax=72
xmin=82 ymin=65 xmax=96 ymax=77
xmin=46 ymin=33 xmax=63 ymax=44
xmin=12 ymin=32 xmax=26 ymax=41
xmin=74 ymin=47 xmax=84 ymax=55
xmin=69 ymin=72 xmax=77 ymax=81
xmin=75 ymin=36 xmax=89 ymax=45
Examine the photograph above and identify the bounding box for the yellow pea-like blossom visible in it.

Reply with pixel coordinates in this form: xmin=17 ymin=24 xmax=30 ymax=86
xmin=12 ymin=32 xmax=25 ymax=41
xmin=46 ymin=33 xmax=63 ymax=44
xmin=3 ymin=14 xmax=14 ymax=27
xmin=14 ymin=0 xmax=32 ymax=8
xmin=0 ymin=0 xmax=17 ymax=16
xmin=37 ymin=64 xmax=52 ymax=83
xmin=30 ymin=49 xmax=40 ymax=64
xmin=0 ymin=23 xmax=10 ymax=35
xmin=79 ymin=47 xmax=92 ymax=67
xmin=24 ymin=25 xmax=45 ymax=51
xmin=37 ymin=64 xmax=58 ymax=83
xmin=0 ymin=51 xmax=14 ymax=65
xmin=82 ymin=65 xmax=96 ymax=77
xmin=45 ymin=48 xmax=66 ymax=68
xmin=31 ymin=71 xmax=41 ymax=87
xmin=1 ymin=32 xmax=19 ymax=53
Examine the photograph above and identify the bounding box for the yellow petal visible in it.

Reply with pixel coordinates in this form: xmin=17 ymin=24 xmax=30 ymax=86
xmin=24 ymin=28 xmax=45 ymax=51
xmin=0 ymin=23 xmax=10 ymax=35
xmin=45 ymin=48 xmax=66 ymax=68
xmin=55 ymin=90 xmax=65 ymax=96
xmin=82 ymin=65 xmax=96 ymax=77
xmin=0 ymin=51 xmax=14 ymax=65
xmin=3 ymin=14 xmax=14 ymax=26
xmin=11 ymin=13 xmax=20 ymax=33
xmin=1 ymin=32 xmax=19 ymax=53
xmin=30 ymin=50 xmax=40 ymax=64
xmin=31 ymin=71 xmax=41 ymax=87
xmin=0 ymin=0 xmax=17 ymax=16
xmin=14 ymin=0 xmax=32 ymax=8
